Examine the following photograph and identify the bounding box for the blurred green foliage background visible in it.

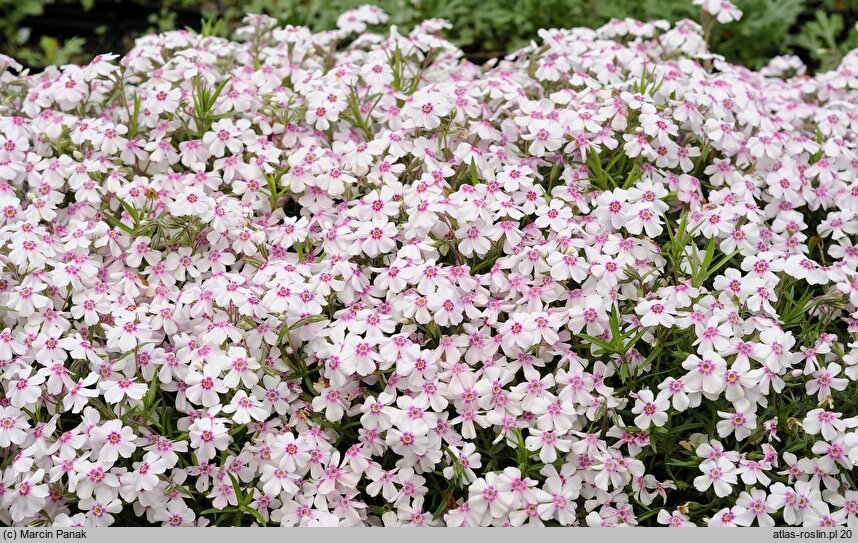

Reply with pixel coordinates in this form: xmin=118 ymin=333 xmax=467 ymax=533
xmin=1 ymin=0 xmax=857 ymax=71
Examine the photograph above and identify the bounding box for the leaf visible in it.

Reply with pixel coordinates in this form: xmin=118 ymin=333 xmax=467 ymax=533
xmin=289 ymin=314 xmax=328 ymax=330
xmin=241 ymin=506 xmax=267 ymax=526
xmin=578 ymin=333 xmax=614 ymax=352
xmin=621 ymin=328 xmax=649 ymax=354
xmin=791 ymin=10 xmax=852 ymax=70
xmin=226 ymin=471 xmax=245 ymax=507
xmin=199 ymin=507 xmax=239 ymax=516
xmin=101 ymin=213 xmax=134 ymax=235
xmin=117 ymin=198 xmax=139 ymax=223
xmin=143 ymin=376 xmax=159 ymax=410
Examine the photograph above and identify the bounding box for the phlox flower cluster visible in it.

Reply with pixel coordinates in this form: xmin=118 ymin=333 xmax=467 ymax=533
xmin=0 ymin=0 xmax=857 ymax=528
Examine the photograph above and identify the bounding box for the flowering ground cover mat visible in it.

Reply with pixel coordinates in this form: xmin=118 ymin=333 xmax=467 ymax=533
xmin=0 ymin=1 xmax=857 ymax=529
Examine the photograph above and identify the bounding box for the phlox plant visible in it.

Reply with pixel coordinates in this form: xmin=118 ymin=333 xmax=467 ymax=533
xmin=0 ymin=0 xmax=857 ymax=528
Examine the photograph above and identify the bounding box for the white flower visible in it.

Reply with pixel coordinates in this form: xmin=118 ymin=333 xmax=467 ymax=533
xmin=90 ymin=420 xmax=137 ymax=464
xmin=694 ymin=458 xmax=738 ymax=497
xmin=222 ymin=390 xmax=268 ymax=423
xmin=632 ymin=389 xmax=670 ymax=429
xmin=9 ymin=469 xmax=49 ymax=523
xmin=0 ymin=406 xmax=29 ymax=447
